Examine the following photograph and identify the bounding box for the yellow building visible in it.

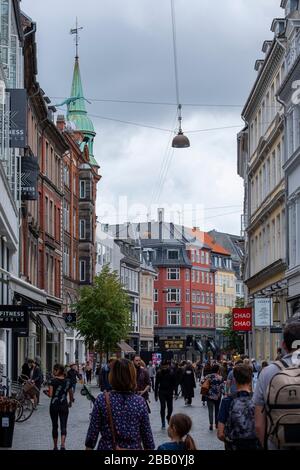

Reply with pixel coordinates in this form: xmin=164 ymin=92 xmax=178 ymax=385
xmin=139 ymin=263 xmax=157 ymax=352
xmin=238 ymin=18 xmax=287 ymax=361
xmin=211 ymin=248 xmax=236 ymax=350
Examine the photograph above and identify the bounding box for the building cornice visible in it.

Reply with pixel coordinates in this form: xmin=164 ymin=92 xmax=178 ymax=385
xmin=40 ymin=174 xmax=64 ymax=197
xmin=245 ymin=259 xmax=287 ymax=289
xmin=243 ymin=40 xmax=285 ymax=120
xmin=248 ymin=185 xmax=285 ymax=233
xmin=283 ymin=145 xmax=300 ymax=174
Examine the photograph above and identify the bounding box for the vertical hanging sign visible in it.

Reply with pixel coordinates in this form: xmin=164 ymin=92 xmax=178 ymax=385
xmin=20 ymin=155 xmax=39 ymax=200
xmin=8 ymin=88 xmax=28 ymax=148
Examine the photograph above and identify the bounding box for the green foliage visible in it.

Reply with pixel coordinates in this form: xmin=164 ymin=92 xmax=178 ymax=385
xmin=223 ymin=298 xmax=245 ymax=352
xmin=74 ymin=265 xmax=131 ymax=353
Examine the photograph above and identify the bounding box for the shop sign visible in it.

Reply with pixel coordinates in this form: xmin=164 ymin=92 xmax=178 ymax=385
xmin=64 ymin=312 xmax=76 ymax=324
xmin=161 ymin=340 xmax=185 ymax=351
xmin=20 ymin=155 xmax=39 ymax=200
xmin=0 ymin=306 xmax=29 ymax=329
xmin=232 ymin=308 xmax=252 ymax=331
xmin=8 ymin=88 xmax=27 ymax=148
xmin=254 ymin=298 xmax=273 ymax=327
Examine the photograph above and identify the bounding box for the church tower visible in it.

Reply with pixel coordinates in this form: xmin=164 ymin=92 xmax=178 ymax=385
xmin=67 ymin=23 xmax=98 ymax=167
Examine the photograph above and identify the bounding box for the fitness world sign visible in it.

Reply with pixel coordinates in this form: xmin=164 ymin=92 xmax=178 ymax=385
xmin=0 ymin=306 xmax=30 ymax=329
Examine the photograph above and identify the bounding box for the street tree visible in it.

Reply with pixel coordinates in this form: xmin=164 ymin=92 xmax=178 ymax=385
xmin=74 ymin=265 xmax=131 ymax=359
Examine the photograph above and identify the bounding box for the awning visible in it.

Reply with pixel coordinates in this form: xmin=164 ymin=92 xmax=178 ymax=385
xmin=195 ymin=340 xmax=204 ymax=353
xmin=57 ymin=317 xmax=68 ymax=333
xmin=117 ymin=341 xmax=136 ymax=354
xmin=209 ymin=340 xmax=217 ymax=353
xmin=10 ymin=276 xmax=47 ymax=305
xmin=39 ymin=314 xmax=55 ymax=333
xmin=50 ymin=316 xmax=65 ymax=333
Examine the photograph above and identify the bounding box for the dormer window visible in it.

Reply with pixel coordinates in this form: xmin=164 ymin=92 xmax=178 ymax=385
xmin=255 ymin=60 xmax=264 ymax=72
xmin=285 ymin=0 xmax=299 ymax=16
xmin=271 ymin=19 xmax=286 ymax=36
xmin=262 ymin=40 xmax=272 ymax=55
xmin=168 ymin=250 xmax=179 ymax=260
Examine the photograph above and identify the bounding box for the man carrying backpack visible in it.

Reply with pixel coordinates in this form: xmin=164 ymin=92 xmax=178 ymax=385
xmin=254 ymin=321 xmax=300 ymax=450
xmin=217 ymin=364 xmax=260 ymax=450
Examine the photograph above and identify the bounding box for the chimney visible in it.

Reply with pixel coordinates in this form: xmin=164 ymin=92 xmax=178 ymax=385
xmin=56 ymin=115 xmax=66 ymax=132
xmin=170 ymin=223 xmax=174 ymax=239
xmin=158 ymin=208 xmax=164 ymax=242
xmin=158 ymin=208 xmax=164 ymax=223
xmin=148 ymin=221 xmax=152 ymax=239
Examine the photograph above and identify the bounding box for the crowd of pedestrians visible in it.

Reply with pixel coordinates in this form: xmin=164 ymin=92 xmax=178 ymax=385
xmin=19 ymin=321 xmax=299 ymax=451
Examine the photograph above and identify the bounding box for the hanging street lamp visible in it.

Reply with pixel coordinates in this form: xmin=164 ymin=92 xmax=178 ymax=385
xmin=172 ymin=104 xmax=190 ymax=148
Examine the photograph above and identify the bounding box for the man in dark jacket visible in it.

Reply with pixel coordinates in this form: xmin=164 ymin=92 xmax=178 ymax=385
xmin=67 ymin=364 xmax=80 ymax=394
xmin=155 ymin=360 xmax=176 ymax=428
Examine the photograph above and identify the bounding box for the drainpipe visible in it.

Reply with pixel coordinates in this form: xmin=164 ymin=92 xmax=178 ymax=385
xmin=23 ymin=22 xmax=37 ymax=38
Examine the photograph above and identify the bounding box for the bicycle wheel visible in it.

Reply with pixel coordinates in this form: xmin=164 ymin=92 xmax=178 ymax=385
xmin=17 ymin=398 xmax=34 ymax=422
xmin=15 ymin=402 xmax=23 ymax=422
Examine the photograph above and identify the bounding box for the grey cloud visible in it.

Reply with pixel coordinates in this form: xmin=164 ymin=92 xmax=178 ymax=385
xmin=21 ymin=0 xmax=283 ymax=234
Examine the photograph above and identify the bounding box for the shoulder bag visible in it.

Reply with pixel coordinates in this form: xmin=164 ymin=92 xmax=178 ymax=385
xmin=105 ymin=391 xmax=127 ymax=451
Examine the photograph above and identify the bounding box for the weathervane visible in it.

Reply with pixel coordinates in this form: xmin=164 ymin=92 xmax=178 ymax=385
xmin=70 ymin=17 xmax=83 ymax=59
xmin=53 ymin=20 xmax=90 ymax=109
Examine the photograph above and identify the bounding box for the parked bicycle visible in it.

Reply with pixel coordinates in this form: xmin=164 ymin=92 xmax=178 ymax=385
xmin=0 ymin=375 xmax=34 ymax=423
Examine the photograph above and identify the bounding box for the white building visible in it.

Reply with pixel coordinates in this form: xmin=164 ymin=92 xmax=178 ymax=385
xmin=278 ymin=0 xmax=300 ymax=322
xmin=0 ymin=0 xmax=24 ymax=382
xmin=237 ymin=6 xmax=288 ymax=360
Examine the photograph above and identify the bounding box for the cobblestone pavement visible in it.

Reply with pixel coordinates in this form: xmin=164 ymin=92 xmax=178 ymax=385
xmin=8 ymin=382 xmax=223 ymax=450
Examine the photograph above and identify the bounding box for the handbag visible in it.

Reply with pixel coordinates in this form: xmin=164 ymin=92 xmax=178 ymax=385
xmin=200 ymin=378 xmax=211 ymax=396
xmin=105 ymin=392 xmax=127 ymax=451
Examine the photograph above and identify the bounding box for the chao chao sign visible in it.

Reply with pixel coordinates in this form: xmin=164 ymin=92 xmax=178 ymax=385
xmin=232 ymin=308 xmax=252 ymax=332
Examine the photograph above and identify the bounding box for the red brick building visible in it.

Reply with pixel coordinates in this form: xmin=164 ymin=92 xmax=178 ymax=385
xmin=15 ymin=15 xmax=69 ymax=376
xmin=111 ymin=217 xmax=217 ymax=361
xmin=149 ymin=227 xmax=216 ymax=361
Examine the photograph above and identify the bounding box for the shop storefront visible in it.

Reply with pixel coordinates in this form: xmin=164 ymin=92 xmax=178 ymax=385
xmin=8 ymin=290 xmax=68 ymax=378
xmin=154 ymin=329 xmax=218 ymax=362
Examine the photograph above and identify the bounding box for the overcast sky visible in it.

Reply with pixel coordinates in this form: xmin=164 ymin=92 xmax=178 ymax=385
xmin=22 ymin=0 xmax=283 ymax=235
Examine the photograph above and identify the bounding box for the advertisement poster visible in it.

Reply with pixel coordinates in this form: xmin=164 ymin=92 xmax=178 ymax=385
xmin=152 ymin=353 xmax=162 ymax=366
